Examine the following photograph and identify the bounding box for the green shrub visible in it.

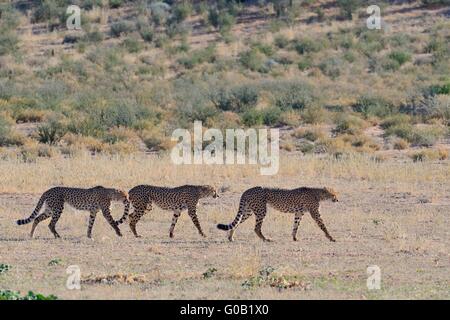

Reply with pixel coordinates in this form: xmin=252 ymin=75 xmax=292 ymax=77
xmin=110 ymin=20 xmax=135 ymax=37
xmin=178 ymin=45 xmax=216 ymax=69
xmin=334 ymin=114 xmax=367 ymax=135
xmin=37 ymin=118 xmax=67 ymax=145
xmin=239 ymin=49 xmax=268 ymax=73
xmin=388 ymin=51 xmax=411 ymax=66
xmin=0 ymin=32 xmax=19 ymax=56
xmin=122 ymin=37 xmax=143 ymax=53
xmin=209 ymin=84 xmax=259 ymax=113
xmin=269 ymin=80 xmax=315 ymax=111
xmin=0 ymin=290 xmax=57 ymax=300
xmin=319 ymin=57 xmax=343 ymax=79
xmin=337 ymin=0 xmax=361 ymax=20
xmin=262 ymin=107 xmax=283 ymax=126
xmin=208 ymin=9 xmax=235 ymax=33
xmin=380 ymin=114 xmax=411 ymax=129
xmin=298 ymin=58 xmax=313 ymax=71
xmin=353 ymin=95 xmax=393 ymax=118
xmin=293 ymin=37 xmax=323 ymax=55
xmin=274 ymin=35 xmax=289 ymax=49
xmin=109 ymin=0 xmax=123 ymax=9
xmin=242 ymin=109 xmax=264 ymax=126
xmin=0 ymin=116 xmax=24 ymax=147
xmin=173 ymin=2 xmax=192 ymax=23
xmin=384 ymin=124 xmax=444 ymax=146
xmin=421 ymin=0 xmax=450 ymax=6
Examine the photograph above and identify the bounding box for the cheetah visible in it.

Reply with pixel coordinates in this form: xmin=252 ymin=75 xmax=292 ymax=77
xmin=16 ymin=186 xmax=130 ymax=239
xmin=116 ymin=185 xmax=218 ymax=238
xmin=217 ymin=186 xmax=338 ymax=242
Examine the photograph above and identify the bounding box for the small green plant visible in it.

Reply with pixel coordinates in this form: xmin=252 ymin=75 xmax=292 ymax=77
xmin=0 ymin=264 xmax=11 ymax=274
xmin=48 ymin=258 xmax=62 ymax=266
xmin=0 ymin=290 xmax=58 ymax=300
xmin=202 ymin=267 xmax=218 ymax=279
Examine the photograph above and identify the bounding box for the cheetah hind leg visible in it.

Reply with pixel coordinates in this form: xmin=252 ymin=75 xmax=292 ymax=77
xmin=30 ymin=208 xmax=52 ymax=238
xmin=228 ymin=209 xmax=252 ymax=242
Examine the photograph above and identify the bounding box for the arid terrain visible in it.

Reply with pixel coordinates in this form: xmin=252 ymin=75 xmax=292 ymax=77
xmin=0 ymin=154 xmax=448 ymax=299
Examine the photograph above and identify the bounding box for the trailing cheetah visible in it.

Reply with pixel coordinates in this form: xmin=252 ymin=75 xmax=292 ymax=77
xmin=16 ymin=186 xmax=130 ymax=239
xmin=116 ymin=185 xmax=218 ymax=238
xmin=217 ymin=186 xmax=338 ymax=242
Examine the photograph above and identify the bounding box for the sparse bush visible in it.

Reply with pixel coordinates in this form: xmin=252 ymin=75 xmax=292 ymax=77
xmin=388 ymin=51 xmax=412 ymax=66
xmin=293 ymin=37 xmax=323 ymax=55
xmin=109 ymin=0 xmax=123 ymax=9
xmin=319 ymin=57 xmax=343 ymax=79
xmin=269 ymin=80 xmax=315 ymax=111
xmin=122 ymin=37 xmax=143 ymax=53
xmin=410 ymin=148 xmax=448 ymax=162
xmin=110 ymin=20 xmax=135 ymax=37
xmin=209 ymin=84 xmax=259 ymax=113
xmin=292 ymin=127 xmax=327 ymax=142
xmin=353 ymin=95 xmax=393 ymax=118
xmin=241 ymin=109 xmax=264 ymax=126
xmin=178 ymin=45 xmax=216 ymax=69
xmin=385 ymin=124 xmax=445 ymax=146
xmin=392 ymin=137 xmax=409 ymax=150
xmin=337 ymin=0 xmax=361 ymax=20
xmin=301 ymin=106 xmax=329 ymax=124
xmin=274 ymin=35 xmax=289 ymax=49
xmin=37 ymin=117 xmax=67 ymax=145
xmin=380 ymin=114 xmax=411 ymax=129
xmin=334 ymin=114 xmax=368 ymax=135
xmin=239 ymin=49 xmax=268 ymax=73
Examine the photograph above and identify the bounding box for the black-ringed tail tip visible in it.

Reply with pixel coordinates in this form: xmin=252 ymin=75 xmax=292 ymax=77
xmin=217 ymin=224 xmax=231 ymax=230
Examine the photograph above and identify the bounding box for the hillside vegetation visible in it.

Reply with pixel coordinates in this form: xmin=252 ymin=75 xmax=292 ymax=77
xmin=0 ymin=0 xmax=449 ymax=160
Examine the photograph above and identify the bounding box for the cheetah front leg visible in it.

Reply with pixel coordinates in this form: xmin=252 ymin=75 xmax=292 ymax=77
xmin=187 ymin=206 xmax=206 ymax=238
xmin=48 ymin=206 xmax=63 ymax=239
xmin=292 ymin=211 xmax=305 ymax=241
xmin=169 ymin=210 xmax=181 ymax=238
xmin=101 ymin=207 xmax=122 ymax=237
xmin=310 ymin=208 xmax=336 ymax=242
xmin=87 ymin=209 xmax=99 ymax=238
xmin=129 ymin=208 xmax=146 ymax=238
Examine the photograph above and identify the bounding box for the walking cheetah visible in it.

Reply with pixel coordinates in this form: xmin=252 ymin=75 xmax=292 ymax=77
xmin=16 ymin=186 xmax=130 ymax=239
xmin=116 ymin=185 xmax=218 ymax=238
xmin=217 ymin=186 xmax=338 ymax=242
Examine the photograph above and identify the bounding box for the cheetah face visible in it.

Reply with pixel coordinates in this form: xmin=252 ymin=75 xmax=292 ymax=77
xmin=113 ymin=190 xmax=128 ymax=202
xmin=324 ymin=187 xmax=338 ymax=202
xmin=203 ymin=185 xmax=219 ymax=198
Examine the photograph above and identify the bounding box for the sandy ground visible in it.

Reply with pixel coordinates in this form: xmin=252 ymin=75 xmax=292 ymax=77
xmin=0 ymin=154 xmax=449 ymax=299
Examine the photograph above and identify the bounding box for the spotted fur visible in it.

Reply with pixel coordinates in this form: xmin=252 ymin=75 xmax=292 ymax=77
xmin=17 ymin=186 xmax=129 ymax=238
xmin=116 ymin=185 xmax=218 ymax=238
xmin=217 ymin=186 xmax=338 ymax=242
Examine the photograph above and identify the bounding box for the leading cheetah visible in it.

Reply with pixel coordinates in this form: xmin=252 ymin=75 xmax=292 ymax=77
xmin=217 ymin=186 xmax=338 ymax=242
xmin=116 ymin=185 xmax=218 ymax=238
xmin=16 ymin=186 xmax=130 ymax=238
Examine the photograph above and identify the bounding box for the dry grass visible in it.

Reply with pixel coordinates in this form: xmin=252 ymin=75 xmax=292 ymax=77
xmin=0 ymin=154 xmax=449 ymax=299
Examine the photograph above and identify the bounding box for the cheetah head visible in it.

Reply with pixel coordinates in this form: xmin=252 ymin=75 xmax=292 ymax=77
xmin=112 ymin=189 xmax=129 ymax=202
xmin=201 ymin=185 xmax=219 ymax=198
xmin=324 ymin=187 xmax=338 ymax=202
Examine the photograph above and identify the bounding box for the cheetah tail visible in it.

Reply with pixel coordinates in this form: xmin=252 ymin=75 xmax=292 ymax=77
xmin=16 ymin=194 xmax=46 ymax=225
xmin=115 ymin=198 xmax=130 ymax=225
xmin=217 ymin=209 xmax=244 ymax=231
